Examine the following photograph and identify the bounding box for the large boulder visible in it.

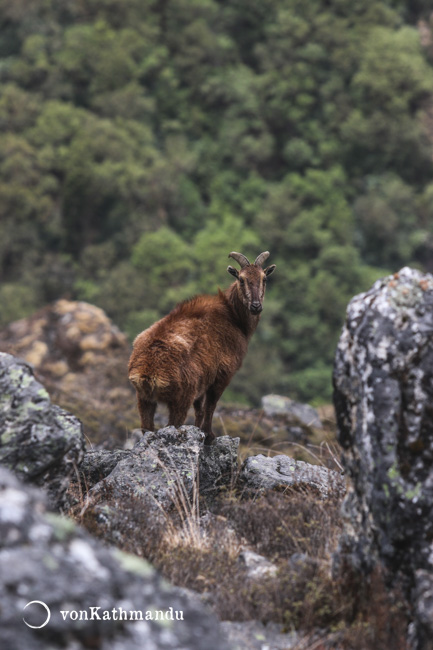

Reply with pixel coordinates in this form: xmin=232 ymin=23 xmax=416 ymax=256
xmin=333 ymin=267 xmax=433 ymax=648
xmin=0 ymin=300 xmax=136 ymax=445
xmin=0 ymin=467 xmax=230 ymax=650
xmin=0 ymin=299 xmax=127 ymax=373
xmin=0 ymin=352 xmax=84 ymax=509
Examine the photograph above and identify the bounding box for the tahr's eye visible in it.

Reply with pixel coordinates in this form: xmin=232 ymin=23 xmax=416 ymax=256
xmin=239 ymin=277 xmax=245 ymax=286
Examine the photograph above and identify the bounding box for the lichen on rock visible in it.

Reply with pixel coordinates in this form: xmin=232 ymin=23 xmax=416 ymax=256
xmin=0 ymin=467 xmax=229 ymax=650
xmin=333 ymin=267 xmax=433 ymax=648
xmin=239 ymin=454 xmax=345 ymax=499
xmin=0 ymin=352 xmax=84 ymax=509
xmin=79 ymin=426 xmax=240 ymax=547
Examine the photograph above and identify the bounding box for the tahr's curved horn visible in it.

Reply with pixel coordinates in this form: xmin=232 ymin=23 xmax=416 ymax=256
xmin=228 ymin=252 xmax=250 ymax=268
xmin=254 ymin=251 xmax=270 ymax=267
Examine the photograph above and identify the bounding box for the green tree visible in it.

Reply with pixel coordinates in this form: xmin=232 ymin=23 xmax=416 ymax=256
xmin=1 ymin=0 xmax=433 ymax=405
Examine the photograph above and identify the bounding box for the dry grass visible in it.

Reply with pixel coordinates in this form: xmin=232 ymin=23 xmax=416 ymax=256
xmin=69 ymin=421 xmax=410 ymax=649
xmin=211 ymin=404 xmax=342 ymax=471
xmin=215 ymin=489 xmax=342 ymax=560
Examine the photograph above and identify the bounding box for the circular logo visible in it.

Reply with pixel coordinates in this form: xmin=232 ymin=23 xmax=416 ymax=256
xmin=23 ymin=600 xmax=51 ymax=629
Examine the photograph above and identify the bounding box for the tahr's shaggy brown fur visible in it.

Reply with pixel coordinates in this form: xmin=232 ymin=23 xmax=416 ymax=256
xmin=128 ymin=251 xmax=276 ymax=444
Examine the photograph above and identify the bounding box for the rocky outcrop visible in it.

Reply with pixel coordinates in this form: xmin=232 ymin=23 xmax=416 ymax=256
xmin=0 ymin=352 xmax=84 ymax=509
xmin=0 ymin=300 xmax=136 ymax=445
xmin=0 ymin=467 xmax=229 ymax=650
xmin=0 ymin=347 xmax=349 ymax=649
xmin=333 ymin=267 xmax=433 ymax=648
xmin=88 ymin=427 xmax=207 ymax=514
xmin=239 ymin=454 xmax=345 ymax=499
xmin=79 ymin=427 xmax=239 ymax=547
xmin=75 ymin=422 xmax=344 ymax=555
xmin=0 ymin=299 xmax=127 ymax=372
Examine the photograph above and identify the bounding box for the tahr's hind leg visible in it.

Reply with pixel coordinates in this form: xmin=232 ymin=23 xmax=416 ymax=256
xmin=168 ymin=397 xmax=191 ymax=429
xmin=136 ymin=392 xmax=157 ymax=432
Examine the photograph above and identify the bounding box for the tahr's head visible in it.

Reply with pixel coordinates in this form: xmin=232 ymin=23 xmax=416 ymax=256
xmin=227 ymin=251 xmax=276 ymax=315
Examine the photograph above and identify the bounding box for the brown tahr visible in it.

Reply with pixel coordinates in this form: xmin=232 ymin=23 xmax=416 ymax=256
xmin=128 ymin=251 xmax=276 ymax=444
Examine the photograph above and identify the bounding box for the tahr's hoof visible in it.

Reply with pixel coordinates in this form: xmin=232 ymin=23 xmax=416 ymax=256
xmin=204 ymin=433 xmax=216 ymax=446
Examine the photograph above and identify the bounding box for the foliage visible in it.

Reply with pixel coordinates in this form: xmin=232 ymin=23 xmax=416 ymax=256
xmin=1 ymin=0 xmax=433 ymax=402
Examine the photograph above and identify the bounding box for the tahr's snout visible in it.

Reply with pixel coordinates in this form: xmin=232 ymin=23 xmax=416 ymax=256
xmin=250 ymin=301 xmax=262 ymax=314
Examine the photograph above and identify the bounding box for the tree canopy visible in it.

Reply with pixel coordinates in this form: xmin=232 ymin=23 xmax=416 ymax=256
xmin=1 ymin=0 xmax=433 ymax=403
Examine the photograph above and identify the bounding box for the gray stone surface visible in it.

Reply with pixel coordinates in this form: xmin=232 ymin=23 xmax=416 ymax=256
xmin=84 ymin=427 xmax=239 ymax=544
xmin=199 ymin=434 xmax=239 ymax=498
xmin=0 ymin=466 xmax=230 ymax=650
xmin=333 ymin=267 xmax=433 ymax=648
xmin=261 ymin=394 xmax=323 ymax=429
xmin=78 ymin=448 xmax=132 ymax=490
xmin=239 ymin=454 xmax=345 ymax=498
xmin=0 ymin=352 xmax=84 ymax=509
xmin=88 ymin=426 xmax=205 ymax=513
xmin=237 ymin=550 xmax=278 ymax=580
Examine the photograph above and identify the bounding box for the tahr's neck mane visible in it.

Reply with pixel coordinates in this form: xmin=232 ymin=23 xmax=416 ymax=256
xmin=224 ymin=282 xmax=260 ymax=339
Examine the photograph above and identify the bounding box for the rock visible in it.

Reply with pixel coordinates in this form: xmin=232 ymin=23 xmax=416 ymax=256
xmin=221 ymin=620 xmax=300 ymax=650
xmin=413 ymin=570 xmax=433 ymax=650
xmin=261 ymin=394 xmax=323 ymax=429
xmin=199 ymin=435 xmax=239 ymax=498
xmin=239 ymin=454 xmax=345 ymax=499
xmin=2 ymin=299 xmax=127 ymax=365
xmin=237 ymin=550 xmax=278 ymax=579
xmin=0 ymin=300 xmax=136 ymax=445
xmin=0 ymin=467 xmax=230 ymax=650
xmin=288 ymin=552 xmax=320 ymax=572
xmin=77 ymin=448 xmax=132 ymax=490
xmin=0 ymin=352 xmax=84 ymax=509
xmin=89 ymin=426 xmax=205 ymax=512
xmin=332 ymin=267 xmax=433 ymax=647
xmin=83 ymin=427 xmax=239 ymax=547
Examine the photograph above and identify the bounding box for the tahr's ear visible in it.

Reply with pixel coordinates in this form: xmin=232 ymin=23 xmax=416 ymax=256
xmin=227 ymin=265 xmax=239 ymax=279
xmin=264 ymin=264 xmax=276 ymax=277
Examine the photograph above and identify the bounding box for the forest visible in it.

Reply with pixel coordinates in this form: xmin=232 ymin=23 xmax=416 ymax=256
xmin=0 ymin=0 xmax=433 ymax=404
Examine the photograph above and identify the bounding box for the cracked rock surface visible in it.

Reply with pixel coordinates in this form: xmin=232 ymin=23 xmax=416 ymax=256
xmin=0 ymin=352 xmax=84 ymax=509
xmin=80 ymin=427 xmax=239 ymax=547
xmin=0 ymin=467 xmax=230 ymax=650
xmin=333 ymin=267 xmax=433 ymax=648
xmin=239 ymin=454 xmax=345 ymax=498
